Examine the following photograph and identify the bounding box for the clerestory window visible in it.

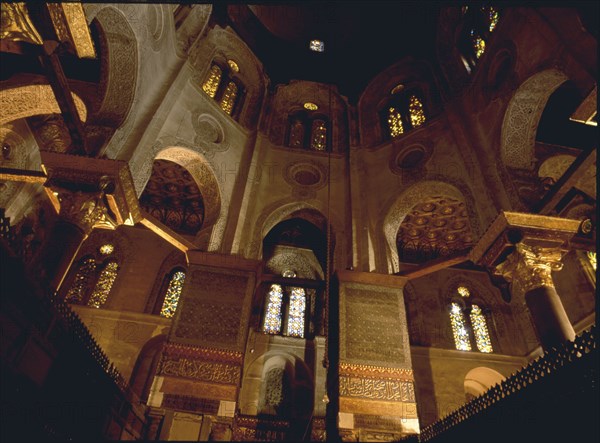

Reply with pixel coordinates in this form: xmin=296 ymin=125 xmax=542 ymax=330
xmin=201 ymin=61 xmax=244 ymax=118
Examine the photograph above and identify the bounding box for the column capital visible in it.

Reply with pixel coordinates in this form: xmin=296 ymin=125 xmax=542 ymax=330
xmin=494 ymin=242 xmax=566 ymax=297
xmin=40 ymin=151 xmax=142 ymax=230
xmin=54 ymin=186 xmax=118 ymax=233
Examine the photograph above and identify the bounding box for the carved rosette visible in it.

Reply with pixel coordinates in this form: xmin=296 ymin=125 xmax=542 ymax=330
xmin=495 ymin=243 xmax=565 ymax=297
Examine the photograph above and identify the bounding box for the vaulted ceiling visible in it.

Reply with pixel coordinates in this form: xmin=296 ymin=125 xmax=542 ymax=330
xmin=224 ymin=4 xmax=441 ymax=103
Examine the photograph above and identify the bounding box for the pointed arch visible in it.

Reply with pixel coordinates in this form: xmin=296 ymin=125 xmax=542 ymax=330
xmin=381 ymin=180 xmax=477 ymax=273
xmin=500 ymin=69 xmax=569 ymax=170
xmin=153 ymin=146 xmax=222 ymax=228
xmin=464 ymin=367 xmax=505 ymax=401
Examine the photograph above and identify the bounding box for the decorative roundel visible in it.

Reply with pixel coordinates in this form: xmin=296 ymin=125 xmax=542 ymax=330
xmin=193 ymin=113 xmax=224 ymax=144
xmin=390 ymin=143 xmax=432 ymax=175
xmin=284 ymin=161 xmax=328 ymax=190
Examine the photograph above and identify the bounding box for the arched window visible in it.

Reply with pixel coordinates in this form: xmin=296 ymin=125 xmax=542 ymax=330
xmin=286 ymin=111 xmax=330 ymax=151
xmin=159 ymin=269 xmax=186 ymax=319
xmin=310 ymin=119 xmax=327 ymax=151
xmin=88 ymin=260 xmax=119 ymax=308
xmin=64 ymin=243 xmax=120 ymax=308
xmin=201 ymin=61 xmax=243 ymax=117
xmin=382 ymin=88 xmax=427 ymax=139
xmin=458 ymin=6 xmax=501 ymax=73
xmin=65 ymin=256 xmax=97 ymax=303
xmin=449 ymin=286 xmax=493 ymax=353
xmin=262 ymin=270 xmax=308 ymax=338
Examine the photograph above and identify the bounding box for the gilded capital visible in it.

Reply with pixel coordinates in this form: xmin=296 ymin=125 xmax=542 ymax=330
xmin=0 ymin=3 xmax=43 ymax=45
xmin=495 ymin=243 xmax=565 ymax=296
xmin=56 ymin=189 xmax=117 ymax=233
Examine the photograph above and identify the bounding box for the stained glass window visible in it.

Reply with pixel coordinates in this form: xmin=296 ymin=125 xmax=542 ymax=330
xmin=450 ymin=302 xmax=472 ymax=351
xmin=99 ymin=244 xmax=114 ymax=255
xmin=227 ymin=59 xmax=239 ymax=73
xmin=471 ymin=30 xmax=486 ymax=59
xmin=470 ymin=304 xmax=493 ymax=353
xmin=88 ymin=261 xmax=118 ymax=308
xmin=263 ymin=284 xmax=284 ymax=334
xmin=289 ymin=119 xmax=305 ymax=149
xmin=588 ymin=251 xmax=597 ymax=271
xmin=65 ymin=257 xmax=96 ymax=303
xmin=310 ymin=119 xmax=327 ymax=151
xmin=286 ymin=287 xmax=306 ymax=338
xmin=310 ymin=40 xmax=324 ymax=52
xmin=457 ymin=286 xmax=470 ymax=297
xmin=202 ymin=65 xmax=222 ymax=98
xmin=409 ymin=95 xmax=426 ymax=128
xmin=219 ymin=81 xmax=238 ymax=115
xmin=486 ymin=7 xmax=499 ymax=32
xmin=388 ymin=106 xmax=404 ymax=137
xmin=160 ymin=271 xmax=186 ymax=318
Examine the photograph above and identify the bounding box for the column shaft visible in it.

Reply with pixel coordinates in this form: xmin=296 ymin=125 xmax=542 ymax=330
xmin=525 ymin=285 xmax=576 ymax=350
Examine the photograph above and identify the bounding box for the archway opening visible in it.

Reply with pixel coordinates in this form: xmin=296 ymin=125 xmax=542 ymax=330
xmin=464 ymin=366 xmax=505 ymax=402
xmin=139 ymin=159 xmax=205 ymax=237
xmin=396 ymin=196 xmax=474 ymax=264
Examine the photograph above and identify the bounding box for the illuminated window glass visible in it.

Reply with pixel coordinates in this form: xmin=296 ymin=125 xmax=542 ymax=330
xmin=263 ymin=284 xmax=284 ymax=334
xmin=470 ymin=304 xmax=493 ymax=353
xmin=450 ymin=302 xmax=472 ymax=351
xmin=457 ymin=286 xmax=470 ymax=297
xmin=588 ymin=251 xmax=597 ymax=271
xmin=409 ymin=95 xmax=426 ymax=128
xmin=289 ymin=119 xmax=305 ymax=149
xmin=219 ymin=81 xmax=238 ymax=115
xmin=227 ymin=59 xmax=239 ymax=73
xmin=486 ymin=7 xmax=499 ymax=32
xmin=88 ymin=261 xmax=118 ymax=308
xmin=471 ymin=30 xmax=485 ymax=59
xmin=310 ymin=119 xmax=327 ymax=151
xmin=310 ymin=40 xmax=324 ymax=52
xmin=202 ymin=65 xmax=222 ymax=98
xmin=65 ymin=257 xmax=96 ymax=303
xmin=286 ymin=287 xmax=306 ymax=338
xmin=99 ymin=244 xmax=114 ymax=255
xmin=388 ymin=106 xmax=404 ymax=137
xmin=160 ymin=271 xmax=186 ymax=319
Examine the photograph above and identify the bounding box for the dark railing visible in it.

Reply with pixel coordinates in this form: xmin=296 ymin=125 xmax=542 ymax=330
xmin=414 ymin=326 xmax=597 ymax=443
xmin=1 ymin=241 xmax=148 ymax=441
xmin=46 ymin=291 xmax=129 ymax=391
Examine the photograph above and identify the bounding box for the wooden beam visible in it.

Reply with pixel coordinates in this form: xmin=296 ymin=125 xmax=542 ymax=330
xmin=38 ymin=42 xmax=89 ymax=155
xmin=397 ymin=251 xmax=470 ymax=280
xmin=538 ymin=149 xmax=596 ymax=214
xmin=139 ymin=211 xmax=196 ymax=253
xmin=0 ymin=167 xmax=47 ymax=183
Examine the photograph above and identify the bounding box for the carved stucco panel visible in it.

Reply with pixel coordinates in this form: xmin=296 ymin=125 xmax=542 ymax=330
xmin=500 ymin=69 xmax=568 ymax=170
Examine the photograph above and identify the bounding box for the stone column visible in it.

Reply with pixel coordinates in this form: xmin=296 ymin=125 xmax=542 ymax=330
xmin=495 ymin=242 xmax=575 ymax=350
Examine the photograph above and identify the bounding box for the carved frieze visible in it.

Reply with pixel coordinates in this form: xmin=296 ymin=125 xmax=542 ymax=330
xmin=339 ymin=376 xmax=415 ymax=402
xmin=339 ymin=363 xmax=414 ymax=381
xmin=159 ymin=356 xmax=240 ymax=385
xmin=162 ymin=394 xmax=220 ymax=414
